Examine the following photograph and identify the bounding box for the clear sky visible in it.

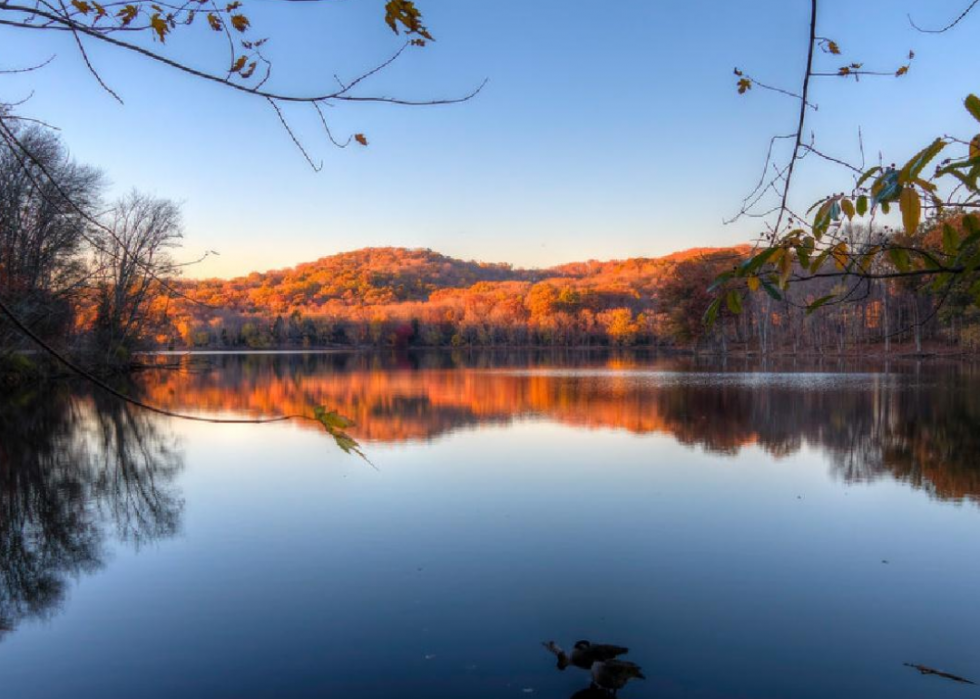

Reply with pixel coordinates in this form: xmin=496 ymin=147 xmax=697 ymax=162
xmin=4 ymin=0 xmax=980 ymax=277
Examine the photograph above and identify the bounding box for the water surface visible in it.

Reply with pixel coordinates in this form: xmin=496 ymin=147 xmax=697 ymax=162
xmin=2 ymin=351 xmax=979 ymax=698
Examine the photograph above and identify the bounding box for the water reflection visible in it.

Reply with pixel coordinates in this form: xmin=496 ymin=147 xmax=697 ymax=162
xmin=141 ymin=351 xmax=980 ymax=503
xmin=2 ymin=353 xmax=979 ymax=698
xmin=0 ymin=386 xmax=182 ymax=639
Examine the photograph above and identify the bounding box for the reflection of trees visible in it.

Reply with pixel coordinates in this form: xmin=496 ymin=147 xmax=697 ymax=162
xmin=0 ymin=387 xmax=182 ymax=639
xmin=650 ymin=373 xmax=980 ymax=502
xmin=144 ymin=353 xmax=980 ymax=503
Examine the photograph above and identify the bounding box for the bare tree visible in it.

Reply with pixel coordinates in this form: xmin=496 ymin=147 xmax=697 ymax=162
xmin=0 ymin=124 xmax=103 ymax=354
xmin=93 ymin=191 xmax=181 ymax=362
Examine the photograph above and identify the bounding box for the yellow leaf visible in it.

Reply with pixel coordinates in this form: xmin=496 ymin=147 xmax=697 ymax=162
xmin=965 ymin=94 xmax=980 ymax=123
xmin=354 ymin=134 xmax=368 ymax=147
xmin=384 ymin=0 xmax=434 ymax=40
xmin=71 ymin=0 xmax=91 ymax=14
xmin=778 ymin=250 xmax=793 ymax=288
xmin=207 ymin=12 xmax=222 ymax=30
xmin=150 ymin=12 xmax=169 ymax=42
xmin=895 ymin=65 xmax=909 ymax=77
xmin=831 ymin=242 xmax=849 ymax=270
xmin=827 ymin=40 xmax=840 ymax=54
xmin=230 ymin=13 xmax=249 ymax=32
xmin=899 ymin=186 xmax=921 ymax=235
xmin=840 ymin=198 xmax=855 ymax=220
xmin=117 ymin=4 xmax=137 ymax=25
xmin=737 ymin=77 xmax=752 ymax=94
xmin=230 ymin=55 xmax=247 ymax=73
xmin=858 ymin=247 xmax=879 ymax=273
xmin=747 ymin=276 xmax=760 ymax=292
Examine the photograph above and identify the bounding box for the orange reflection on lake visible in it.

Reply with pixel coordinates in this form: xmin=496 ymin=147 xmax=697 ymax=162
xmin=137 ymin=352 xmax=980 ymax=502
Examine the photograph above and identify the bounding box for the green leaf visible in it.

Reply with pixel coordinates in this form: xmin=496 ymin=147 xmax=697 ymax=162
xmin=739 ymin=247 xmax=779 ymax=275
xmin=703 ymin=297 xmax=722 ymax=327
xmin=899 ymin=138 xmax=946 ymax=183
xmin=777 ymin=249 xmax=793 ymax=288
xmin=313 ymin=407 xmax=367 ymax=460
xmin=855 ymin=195 xmax=868 ymax=216
xmin=899 ymin=186 xmax=921 ymax=235
xmin=965 ymin=214 xmax=980 ymax=237
xmin=966 ymin=94 xmax=980 ymax=123
xmin=936 ymin=155 xmax=980 ymax=175
xmin=858 ymin=246 xmax=880 ymax=273
xmin=959 ymin=228 xmax=980 ymax=255
xmin=726 ymin=290 xmax=743 ymax=314
xmin=807 ymin=196 xmax=832 ymax=215
xmin=810 ymin=249 xmax=831 ymax=273
xmin=806 ymin=295 xmax=835 ymax=315
xmin=794 ymin=242 xmax=812 ymax=269
xmin=707 ymin=270 xmax=735 ymax=293
xmin=940 ymin=169 xmax=978 ymax=192
xmin=931 ymin=272 xmax=953 ymax=293
xmin=759 ymin=278 xmax=783 ymax=301
xmin=856 ymin=166 xmax=881 ymax=189
xmin=314 ymin=407 xmax=353 ymax=430
xmin=943 ymin=223 xmax=959 ymax=256
xmin=813 ymin=199 xmax=836 ymax=238
xmin=888 ymin=247 xmax=911 ymax=273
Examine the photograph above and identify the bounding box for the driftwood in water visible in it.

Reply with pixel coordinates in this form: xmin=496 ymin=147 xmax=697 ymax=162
xmin=904 ymin=663 xmax=976 ymax=685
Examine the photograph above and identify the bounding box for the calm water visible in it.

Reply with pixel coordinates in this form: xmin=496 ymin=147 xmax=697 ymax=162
xmin=2 ymin=351 xmax=980 ymax=698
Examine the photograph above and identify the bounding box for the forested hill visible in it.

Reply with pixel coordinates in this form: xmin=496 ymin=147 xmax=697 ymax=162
xmin=182 ymin=247 xmax=536 ymax=308
xmin=160 ymin=245 xmax=751 ymax=348
xmin=180 ymin=245 xmax=746 ymax=312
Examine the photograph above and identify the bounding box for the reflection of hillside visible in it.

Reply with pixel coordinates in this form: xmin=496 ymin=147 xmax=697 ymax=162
xmin=143 ymin=355 xmax=690 ymax=442
xmin=140 ymin=353 xmax=980 ymax=502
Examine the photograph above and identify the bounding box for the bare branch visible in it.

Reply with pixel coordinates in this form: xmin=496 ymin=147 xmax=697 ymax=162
xmin=909 ymin=0 xmax=979 ymax=33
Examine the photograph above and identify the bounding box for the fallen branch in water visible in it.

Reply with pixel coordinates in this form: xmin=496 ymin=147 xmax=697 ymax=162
xmin=904 ymin=663 xmax=976 ymax=685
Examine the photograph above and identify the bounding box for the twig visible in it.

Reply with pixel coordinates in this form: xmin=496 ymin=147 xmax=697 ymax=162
xmin=904 ymin=663 xmax=976 ymax=685
xmin=908 ymin=0 xmax=979 ymax=33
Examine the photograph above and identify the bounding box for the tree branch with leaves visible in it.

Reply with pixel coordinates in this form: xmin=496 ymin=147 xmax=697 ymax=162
xmin=709 ymin=0 xmax=980 ymax=343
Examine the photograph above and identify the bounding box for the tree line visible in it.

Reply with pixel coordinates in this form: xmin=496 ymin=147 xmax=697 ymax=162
xmin=3 ymin=126 xmax=979 ymax=363
xmin=160 ymin=233 xmax=980 ymax=356
xmin=0 ymin=125 xmax=182 ymax=371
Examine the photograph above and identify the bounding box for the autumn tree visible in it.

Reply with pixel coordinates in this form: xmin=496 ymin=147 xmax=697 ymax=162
xmin=0 ymin=125 xmax=103 ymax=357
xmin=92 ymin=191 xmax=183 ymax=363
xmin=713 ymin=0 xmax=980 ymax=350
xmin=0 ymin=0 xmax=478 ymax=449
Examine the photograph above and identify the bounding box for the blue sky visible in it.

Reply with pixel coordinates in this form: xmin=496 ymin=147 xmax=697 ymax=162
xmin=4 ymin=0 xmax=980 ymax=277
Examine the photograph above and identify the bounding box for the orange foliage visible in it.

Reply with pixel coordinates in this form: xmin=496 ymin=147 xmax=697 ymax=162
xmin=147 ymin=246 xmax=749 ymax=348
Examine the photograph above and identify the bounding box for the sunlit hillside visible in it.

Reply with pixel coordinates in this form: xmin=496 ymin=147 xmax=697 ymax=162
xmin=160 ymin=245 xmax=749 ymax=348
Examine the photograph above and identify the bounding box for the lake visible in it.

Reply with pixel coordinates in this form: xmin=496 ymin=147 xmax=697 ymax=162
xmin=2 ymin=350 xmax=979 ymax=698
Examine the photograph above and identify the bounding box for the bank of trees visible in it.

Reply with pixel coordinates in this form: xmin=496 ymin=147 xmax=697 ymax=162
xmin=3 ymin=125 xmax=975 ymax=358
xmin=0 ymin=125 xmax=184 ymax=368
xmin=152 ymin=238 xmax=980 ymax=355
